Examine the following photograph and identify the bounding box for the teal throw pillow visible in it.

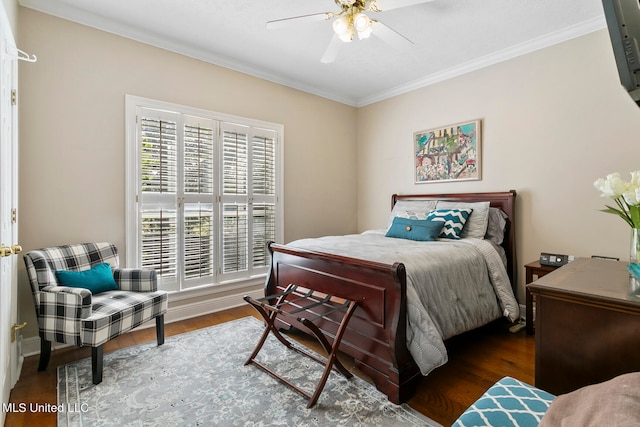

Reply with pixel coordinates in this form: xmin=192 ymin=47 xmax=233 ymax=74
xmin=426 ymin=208 xmax=473 ymax=239
xmin=385 ymin=217 xmax=443 ymax=241
xmin=55 ymin=263 xmax=118 ymax=294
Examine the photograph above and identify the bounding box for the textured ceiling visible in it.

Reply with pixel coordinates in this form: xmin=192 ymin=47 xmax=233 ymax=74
xmin=19 ymin=0 xmax=607 ymax=106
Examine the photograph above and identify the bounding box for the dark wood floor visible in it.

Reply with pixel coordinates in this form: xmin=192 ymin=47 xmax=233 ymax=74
xmin=5 ymin=306 xmax=534 ymax=427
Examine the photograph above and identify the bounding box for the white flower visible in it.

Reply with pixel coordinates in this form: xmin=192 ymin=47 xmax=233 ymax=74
xmin=594 ymin=170 xmax=640 ymax=228
xmin=593 ymin=173 xmax=627 ymax=198
xmin=624 ymin=186 xmax=640 ymax=206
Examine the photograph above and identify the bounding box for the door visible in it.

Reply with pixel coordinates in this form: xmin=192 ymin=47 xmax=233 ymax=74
xmin=0 ymin=7 xmax=21 ymax=422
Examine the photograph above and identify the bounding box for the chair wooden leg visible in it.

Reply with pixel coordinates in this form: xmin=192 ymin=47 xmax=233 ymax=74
xmin=38 ymin=338 xmax=51 ymax=371
xmin=92 ymin=345 xmax=103 ymax=385
xmin=156 ymin=314 xmax=165 ymax=346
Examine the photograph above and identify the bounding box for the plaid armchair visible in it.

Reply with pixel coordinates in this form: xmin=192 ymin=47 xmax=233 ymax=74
xmin=23 ymin=242 xmax=168 ymax=385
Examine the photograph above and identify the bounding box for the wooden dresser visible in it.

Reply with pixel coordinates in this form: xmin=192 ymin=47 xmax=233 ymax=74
xmin=527 ymin=257 xmax=640 ymax=395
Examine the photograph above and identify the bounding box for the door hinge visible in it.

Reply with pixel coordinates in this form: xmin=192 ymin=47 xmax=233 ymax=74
xmin=11 ymin=208 xmax=16 ymax=223
xmin=11 ymin=89 xmax=16 ymax=106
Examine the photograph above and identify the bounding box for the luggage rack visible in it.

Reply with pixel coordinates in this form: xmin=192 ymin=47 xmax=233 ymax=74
xmin=243 ymin=284 xmax=358 ymax=408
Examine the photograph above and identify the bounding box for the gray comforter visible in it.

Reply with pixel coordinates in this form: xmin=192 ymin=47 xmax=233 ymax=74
xmin=288 ymin=230 xmax=520 ymax=375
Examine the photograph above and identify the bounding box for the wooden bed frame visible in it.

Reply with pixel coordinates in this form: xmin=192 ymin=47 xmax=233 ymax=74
xmin=264 ymin=190 xmax=517 ymax=404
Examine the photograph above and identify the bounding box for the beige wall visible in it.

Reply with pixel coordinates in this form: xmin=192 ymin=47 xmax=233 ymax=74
xmin=357 ymin=30 xmax=640 ymax=301
xmin=16 ymin=8 xmax=357 ymax=339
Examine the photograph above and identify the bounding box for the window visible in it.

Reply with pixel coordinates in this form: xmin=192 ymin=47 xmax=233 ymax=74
xmin=126 ymin=96 xmax=283 ymax=292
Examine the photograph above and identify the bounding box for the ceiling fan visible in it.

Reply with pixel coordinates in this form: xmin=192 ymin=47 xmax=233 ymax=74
xmin=266 ymin=0 xmax=435 ymax=63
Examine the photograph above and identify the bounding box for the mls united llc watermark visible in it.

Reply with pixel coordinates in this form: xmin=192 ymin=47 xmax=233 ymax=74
xmin=3 ymin=402 xmax=89 ymax=413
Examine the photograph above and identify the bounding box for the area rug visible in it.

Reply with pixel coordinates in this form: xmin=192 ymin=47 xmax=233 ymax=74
xmin=57 ymin=316 xmax=441 ymax=426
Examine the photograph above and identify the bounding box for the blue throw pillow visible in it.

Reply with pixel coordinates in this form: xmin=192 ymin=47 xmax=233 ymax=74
xmin=55 ymin=263 xmax=118 ymax=294
xmin=426 ymin=208 xmax=473 ymax=239
xmin=385 ymin=217 xmax=443 ymax=241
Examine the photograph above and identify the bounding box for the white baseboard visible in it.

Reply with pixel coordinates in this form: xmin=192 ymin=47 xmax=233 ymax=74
xmin=20 ymin=288 xmax=263 ymax=357
xmin=163 ymin=288 xmax=263 ymax=324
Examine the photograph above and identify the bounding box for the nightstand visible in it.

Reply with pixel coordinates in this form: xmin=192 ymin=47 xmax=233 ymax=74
xmin=524 ymin=260 xmax=560 ymax=335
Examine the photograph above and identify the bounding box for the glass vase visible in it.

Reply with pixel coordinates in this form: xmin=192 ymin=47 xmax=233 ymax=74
xmin=632 ymin=228 xmax=640 ymax=266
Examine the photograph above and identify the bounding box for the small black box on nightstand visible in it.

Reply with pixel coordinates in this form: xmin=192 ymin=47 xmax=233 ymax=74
xmin=540 ymin=252 xmax=569 ymax=267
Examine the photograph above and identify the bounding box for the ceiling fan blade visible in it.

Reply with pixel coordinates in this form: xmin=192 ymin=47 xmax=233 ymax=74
xmin=371 ymin=20 xmax=413 ymax=50
xmin=320 ymin=35 xmax=343 ymax=64
xmin=266 ymin=12 xmax=334 ymax=30
xmin=370 ymin=0 xmax=436 ymax=12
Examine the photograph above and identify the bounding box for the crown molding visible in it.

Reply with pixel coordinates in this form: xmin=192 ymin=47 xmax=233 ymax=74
xmin=19 ymin=0 xmax=359 ymax=106
xmin=19 ymin=0 xmax=605 ymax=108
xmin=356 ymin=16 xmax=607 ymax=107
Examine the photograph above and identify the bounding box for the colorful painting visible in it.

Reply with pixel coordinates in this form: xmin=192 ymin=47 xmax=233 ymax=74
xmin=414 ymin=119 xmax=481 ymax=183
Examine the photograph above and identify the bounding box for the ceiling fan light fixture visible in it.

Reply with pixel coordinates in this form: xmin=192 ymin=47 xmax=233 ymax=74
xmin=332 ymin=15 xmax=354 ymax=42
xmin=268 ymin=0 xmax=425 ymax=62
xmin=353 ymin=12 xmax=372 ymax=39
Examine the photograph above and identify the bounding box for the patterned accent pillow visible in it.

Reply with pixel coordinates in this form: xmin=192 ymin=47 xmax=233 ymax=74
xmin=453 ymin=376 xmax=555 ymax=427
xmin=436 ymin=201 xmax=490 ymax=239
xmin=426 ymin=208 xmax=472 ymax=239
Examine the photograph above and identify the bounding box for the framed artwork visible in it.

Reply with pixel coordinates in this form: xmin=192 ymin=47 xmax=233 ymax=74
xmin=414 ymin=119 xmax=481 ymax=183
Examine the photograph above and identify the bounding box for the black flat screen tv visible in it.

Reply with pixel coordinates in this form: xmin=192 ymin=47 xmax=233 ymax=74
xmin=602 ymin=0 xmax=640 ymax=106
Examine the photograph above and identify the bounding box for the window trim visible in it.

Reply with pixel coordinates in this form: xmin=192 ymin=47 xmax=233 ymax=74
xmin=125 ymin=95 xmax=284 ymax=293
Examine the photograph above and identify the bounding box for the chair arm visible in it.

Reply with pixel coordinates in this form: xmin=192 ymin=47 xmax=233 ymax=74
xmin=113 ymin=268 xmax=158 ymax=292
xmin=37 ymin=286 xmax=93 ymax=320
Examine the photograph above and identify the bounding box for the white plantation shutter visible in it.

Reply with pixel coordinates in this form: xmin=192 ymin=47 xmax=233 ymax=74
xmin=127 ymin=97 xmax=281 ymax=292
xmin=221 ymin=124 xmax=248 ymax=277
xmin=222 ymin=128 xmax=248 ymax=195
xmin=252 ymin=134 xmax=276 ymax=196
xmin=251 ymin=133 xmax=277 ymax=269
xmin=252 ymin=203 xmax=275 ymax=268
xmin=181 ymin=116 xmax=216 ymax=288
xmin=222 ymin=203 xmax=248 ymax=273
xmin=184 ymin=119 xmax=214 ymax=194
xmin=219 ymin=124 xmax=277 ymax=280
xmin=184 ymin=203 xmax=214 ymax=280
xmin=140 ymin=118 xmax=178 ymax=193
xmin=136 ymin=109 xmax=218 ymax=291
xmin=140 ymin=208 xmax=177 ymax=278
xmin=138 ymin=110 xmax=180 ymax=290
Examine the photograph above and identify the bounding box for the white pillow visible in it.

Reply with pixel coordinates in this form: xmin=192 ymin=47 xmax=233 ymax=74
xmin=387 ymin=200 xmax=438 ymax=229
xmin=435 ymin=201 xmax=490 ymax=239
